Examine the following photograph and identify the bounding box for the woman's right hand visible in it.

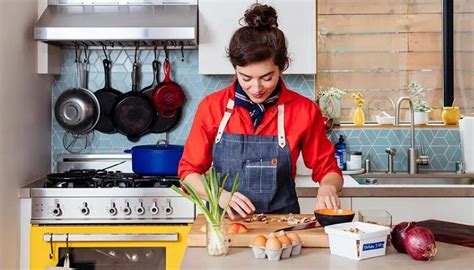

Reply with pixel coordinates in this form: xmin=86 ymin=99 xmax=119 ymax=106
xmin=219 ymin=190 xmax=255 ymax=220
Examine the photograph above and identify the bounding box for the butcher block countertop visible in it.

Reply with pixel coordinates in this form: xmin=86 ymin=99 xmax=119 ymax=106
xmin=187 ymin=214 xmax=328 ymax=247
xmin=181 ymin=242 xmax=474 ymax=270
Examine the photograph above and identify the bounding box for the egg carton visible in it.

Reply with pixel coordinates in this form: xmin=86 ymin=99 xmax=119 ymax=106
xmin=250 ymin=242 xmax=303 ymax=261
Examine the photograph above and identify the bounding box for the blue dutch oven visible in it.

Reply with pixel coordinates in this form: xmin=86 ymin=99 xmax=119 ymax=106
xmin=125 ymin=140 xmax=184 ymax=176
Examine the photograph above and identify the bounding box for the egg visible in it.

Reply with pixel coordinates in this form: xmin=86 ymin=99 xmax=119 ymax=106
xmin=277 ymin=234 xmax=292 ymax=247
xmin=252 ymin=235 xmax=267 ymax=248
xmin=265 ymin=234 xmax=282 ymax=250
xmin=286 ymin=232 xmax=302 ymax=244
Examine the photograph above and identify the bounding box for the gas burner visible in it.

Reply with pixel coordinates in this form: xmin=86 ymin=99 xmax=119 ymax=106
xmin=44 ymin=170 xmax=180 ymax=188
xmin=132 ymin=176 xmax=180 ymax=188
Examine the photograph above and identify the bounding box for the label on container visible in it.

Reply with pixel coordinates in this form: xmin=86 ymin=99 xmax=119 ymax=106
xmin=362 ymin=241 xmax=385 ymax=251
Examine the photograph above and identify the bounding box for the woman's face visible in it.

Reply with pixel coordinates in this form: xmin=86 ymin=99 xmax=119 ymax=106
xmin=235 ymin=59 xmax=282 ymax=104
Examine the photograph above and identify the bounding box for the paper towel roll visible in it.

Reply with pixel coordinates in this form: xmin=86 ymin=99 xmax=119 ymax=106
xmin=460 ymin=117 xmax=474 ymax=173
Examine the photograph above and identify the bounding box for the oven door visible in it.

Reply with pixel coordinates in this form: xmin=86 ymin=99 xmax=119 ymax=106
xmin=30 ymin=224 xmax=191 ymax=270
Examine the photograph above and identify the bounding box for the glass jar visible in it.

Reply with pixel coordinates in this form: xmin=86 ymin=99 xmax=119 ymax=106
xmin=358 ymin=209 xmax=392 ymax=227
xmin=359 ymin=209 xmax=392 ymax=246
xmin=206 ymin=221 xmax=229 ymax=256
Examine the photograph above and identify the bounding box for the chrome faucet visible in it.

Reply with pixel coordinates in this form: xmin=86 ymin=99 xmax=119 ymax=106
xmin=395 ymin=97 xmax=429 ymax=174
xmin=385 ymin=147 xmax=397 ymax=174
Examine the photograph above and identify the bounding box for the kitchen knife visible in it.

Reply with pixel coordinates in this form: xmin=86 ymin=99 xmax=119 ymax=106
xmin=275 ymin=221 xmax=321 ymax=232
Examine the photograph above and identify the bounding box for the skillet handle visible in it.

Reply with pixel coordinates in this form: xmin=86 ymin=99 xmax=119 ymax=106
xmin=124 ymin=149 xmax=132 ymax=154
xmin=132 ymin=61 xmax=140 ymax=92
xmin=163 ymin=59 xmax=171 ymax=82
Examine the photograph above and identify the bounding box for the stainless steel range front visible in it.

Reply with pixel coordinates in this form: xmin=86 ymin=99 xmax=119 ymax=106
xmin=21 ymin=154 xmax=195 ymax=224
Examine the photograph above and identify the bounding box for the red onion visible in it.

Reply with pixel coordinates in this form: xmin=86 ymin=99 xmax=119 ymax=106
xmin=404 ymin=227 xmax=437 ymax=261
xmin=391 ymin=221 xmax=417 ymax=253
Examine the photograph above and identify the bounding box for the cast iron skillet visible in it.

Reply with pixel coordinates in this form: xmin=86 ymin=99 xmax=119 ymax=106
xmin=94 ymin=59 xmax=122 ymax=133
xmin=113 ymin=59 xmax=155 ymax=142
xmin=142 ymin=59 xmax=182 ymax=133
xmin=151 ymin=58 xmax=186 ymax=113
xmin=54 ymin=49 xmax=100 ymax=134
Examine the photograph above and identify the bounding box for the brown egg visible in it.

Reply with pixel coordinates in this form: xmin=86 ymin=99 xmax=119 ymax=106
xmin=277 ymin=234 xmax=292 ymax=247
xmin=265 ymin=234 xmax=282 ymax=250
xmin=286 ymin=232 xmax=302 ymax=244
xmin=252 ymin=235 xmax=267 ymax=248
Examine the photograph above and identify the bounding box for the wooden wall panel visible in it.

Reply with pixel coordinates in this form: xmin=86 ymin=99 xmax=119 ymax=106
xmin=318 ymin=52 xmax=441 ymax=70
xmin=319 ymin=14 xmax=440 ymax=33
xmin=408 ymin=0 xmax=442 ymax=14
xmin=455 ymin=0 xmax=474 ymax=13
xmin=316 ymin=0 xmax=474 ymax=121
xmin=318 ymin=0 xmax=407 ymax=15
xmin=409 ymin=33 xmax=442 ymax=52
xmin=319 ymin=34 xmax=408 ymax=53
xmin=317 ymin=70 xmax=441 ymax=90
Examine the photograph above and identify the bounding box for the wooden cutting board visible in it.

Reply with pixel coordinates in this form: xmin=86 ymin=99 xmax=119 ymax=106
xmin=417 ymin=220 xmax=474 ymax=248
xmin=187 ymin=214 xmax=329 ymax=247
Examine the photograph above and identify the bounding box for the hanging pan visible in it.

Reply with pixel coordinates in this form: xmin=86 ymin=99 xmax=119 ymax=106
xmin=142 ymin=47 xmax=182 ymax=133
xmin=94 ymin=46 xmax=122 ymax=134
xmin=54 ymin=46 xmax=100 ymax=135
xmin=113 ymin=46 xmax=155 ymax=142
xmin=151 ymin=56 xmax=186 ymax=114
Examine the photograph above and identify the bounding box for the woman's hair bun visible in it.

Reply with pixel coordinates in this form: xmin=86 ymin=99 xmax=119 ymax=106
xmin=243 ymin=4 xmax=278 ymax=29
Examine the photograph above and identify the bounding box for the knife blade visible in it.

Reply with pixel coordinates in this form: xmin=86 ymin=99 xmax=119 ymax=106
xmin=275 ymin=221 xmax=321 ymax=232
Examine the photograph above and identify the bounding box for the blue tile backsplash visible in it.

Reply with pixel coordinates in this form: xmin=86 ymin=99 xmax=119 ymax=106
xmin=51 ymin=49 xmax=461 ymax=172
xmin=329 ymin=128 xmax=462 ymax=172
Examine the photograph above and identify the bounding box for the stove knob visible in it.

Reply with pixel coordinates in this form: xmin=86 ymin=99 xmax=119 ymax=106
xmin=136 ymin=203 xmax=145 ymax=216
xmin=165 ymin=200 xmax=173 ymax=216
xmin=123 ymin=202 xmax=132 ymax=216
xmin=52 ymin=204 xmax=62 ymax=217
xmin=80 ymin=202 xmax=90 ymax=216
xmin=109 ymin=203 xmax=117 ymax=216
xmin=150 ymin=202 xmax=159 ymax=215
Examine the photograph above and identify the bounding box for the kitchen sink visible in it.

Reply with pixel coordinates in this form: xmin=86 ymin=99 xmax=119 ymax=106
xmin=353 ymin=173 xmax=474 ymax=185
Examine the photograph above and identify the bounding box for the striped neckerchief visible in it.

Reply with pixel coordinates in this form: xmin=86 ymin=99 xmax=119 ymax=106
xmin=234 ymin=80 xmax=281 ymax=129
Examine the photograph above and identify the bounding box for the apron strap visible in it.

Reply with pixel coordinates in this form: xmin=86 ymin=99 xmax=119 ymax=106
xmin=277 ymin=104 xmax=286 ymax=148
xmin=215 ymin=99 xmax=235 ymax=144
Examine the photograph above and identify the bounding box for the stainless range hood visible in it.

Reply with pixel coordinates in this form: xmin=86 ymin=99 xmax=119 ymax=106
xmin=34 ymin=4 xmax=198 ymax=47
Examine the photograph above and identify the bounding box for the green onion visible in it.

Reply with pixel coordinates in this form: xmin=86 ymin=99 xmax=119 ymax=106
xmin=171 ymin=166 xmax=240 ymax=225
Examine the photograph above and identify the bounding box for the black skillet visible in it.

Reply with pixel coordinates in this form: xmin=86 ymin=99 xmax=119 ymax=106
xmin=94 ymin=59 xmax=122 ymax=133
xmin=142 ymin=58 xmax=182 ymax=133
xmin=113 ymin=57 xmax=155 ymax=142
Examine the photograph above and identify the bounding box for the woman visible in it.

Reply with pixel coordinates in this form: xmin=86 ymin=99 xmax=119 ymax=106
xmin=178 ymin=4 xmax=343 ymax=219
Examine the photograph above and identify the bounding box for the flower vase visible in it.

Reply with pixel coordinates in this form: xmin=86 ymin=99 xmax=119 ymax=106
xmin=353 ymin=107 xmax=365 ymax=126
xmin=206 ymin=221 xmax=229 ymax=256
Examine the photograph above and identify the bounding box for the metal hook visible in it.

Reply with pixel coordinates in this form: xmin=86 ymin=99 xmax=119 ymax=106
xmin=49 ymin=233 xmax=54 ymax=259
xmin=102 ymin=44 xmax=109 ymax=61
xmin=83 ymin=45 xmax=90 ymax=64
xmin=180 ymin=41 xmax=185 ymax=62
xmin=73 ymin=43 xmax=80 ymax=63
xmin=134 ymin=42 xmax=139 ymax=63
xmin=163 ymin=41 xmax=169 ymax=60
xmin=154 ymin=44 xmax=158 ymax=60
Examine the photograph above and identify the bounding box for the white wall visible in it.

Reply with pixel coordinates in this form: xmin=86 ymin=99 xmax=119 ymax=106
xmin=0 ymin=0 xmax=52 ymax=268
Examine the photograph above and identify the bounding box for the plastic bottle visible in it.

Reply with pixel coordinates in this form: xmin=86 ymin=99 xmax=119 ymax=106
xmin=335 ymin=135 xmax=347 ymax=171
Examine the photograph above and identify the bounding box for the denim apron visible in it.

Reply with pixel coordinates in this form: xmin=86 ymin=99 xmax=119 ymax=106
xmin=212 ymin=99 xmax=300 ymax=214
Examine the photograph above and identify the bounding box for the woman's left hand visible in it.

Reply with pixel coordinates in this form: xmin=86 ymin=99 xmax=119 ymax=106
xmin=316 ymin=185 xmax=340 ymax=209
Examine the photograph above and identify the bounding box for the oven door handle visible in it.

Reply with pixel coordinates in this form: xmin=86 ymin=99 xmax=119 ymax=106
xmin=43 ymin=233 xmax=179 ymax=242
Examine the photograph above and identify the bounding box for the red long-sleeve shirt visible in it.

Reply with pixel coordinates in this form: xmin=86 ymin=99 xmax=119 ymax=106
xmin=178 ymin=81 xmax=342 ymax=182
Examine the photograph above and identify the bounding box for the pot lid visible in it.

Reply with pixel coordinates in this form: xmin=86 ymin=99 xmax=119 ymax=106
xmin=131 ymin=144 xmax=184 ymax=152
